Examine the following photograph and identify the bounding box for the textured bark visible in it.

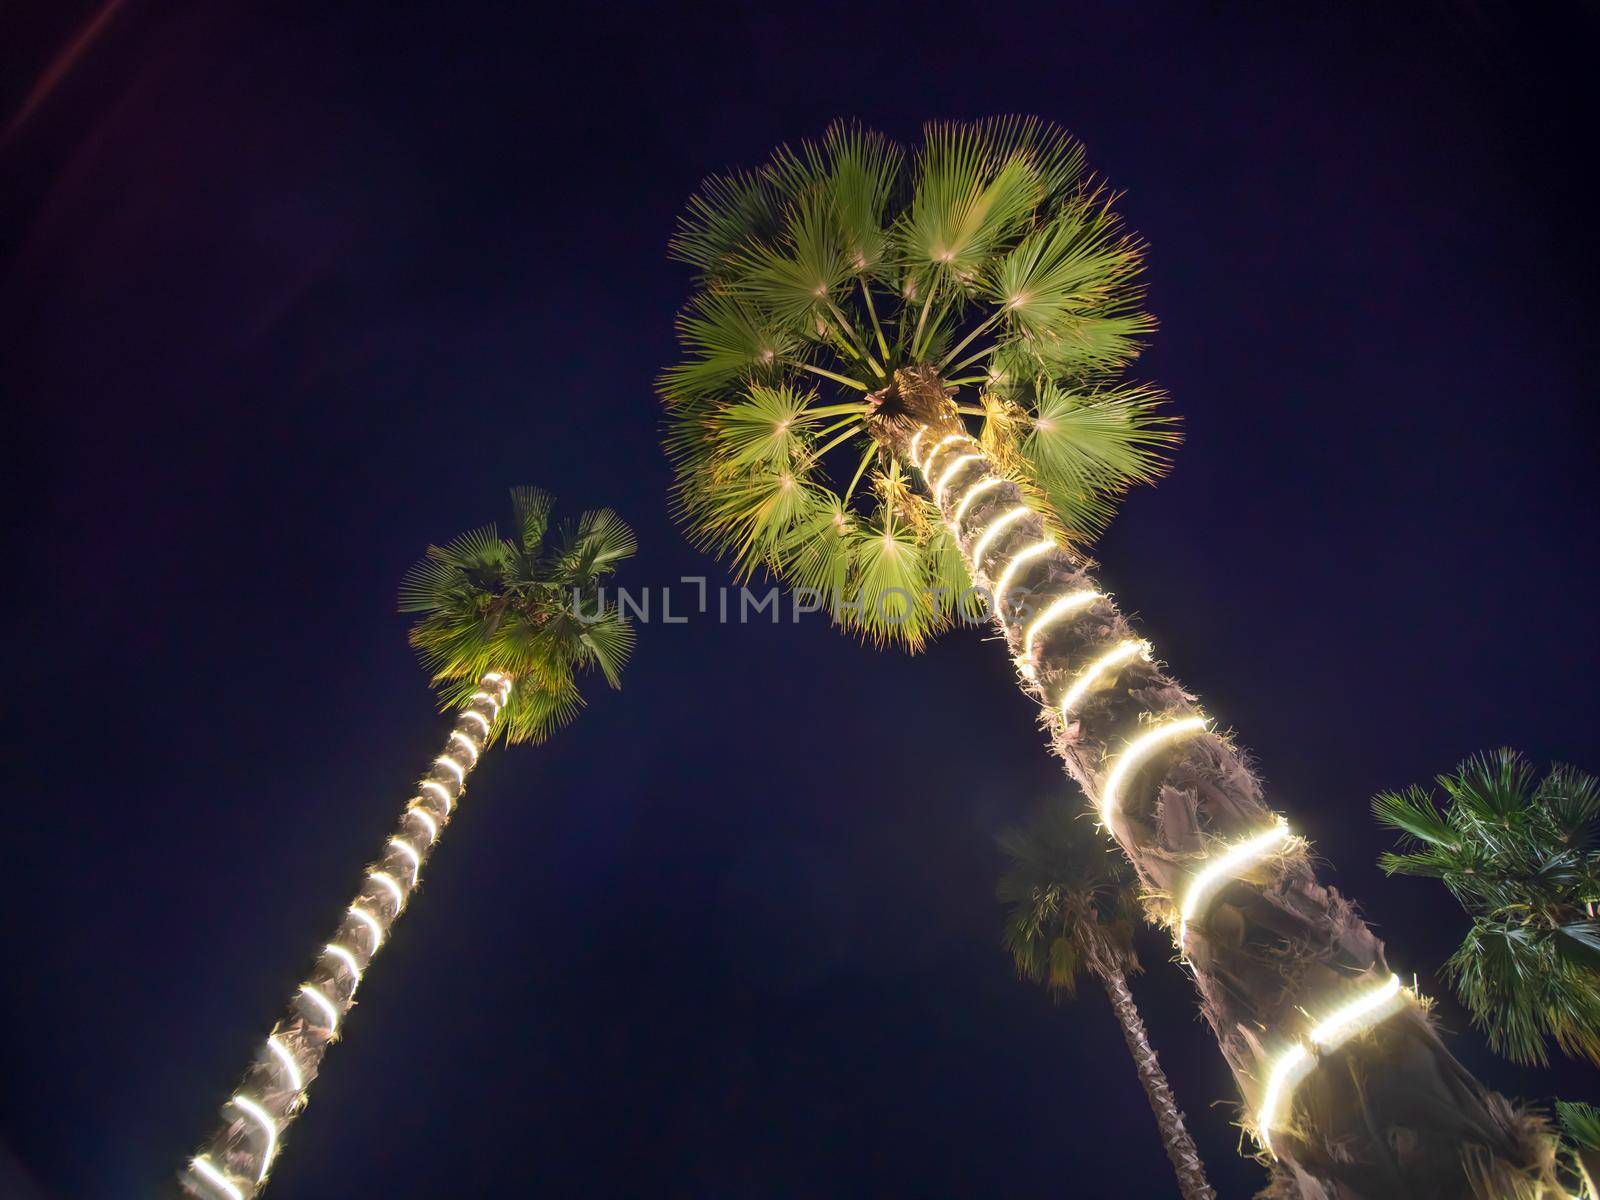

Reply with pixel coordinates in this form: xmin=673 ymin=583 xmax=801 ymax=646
xmin=179 ymin=675 xmax=510 ymax=1199
xmin=870 ymin=367 xmax=1555 ymax=1199
xmin=1103 ymin=966 xmax=1217 ymax=1200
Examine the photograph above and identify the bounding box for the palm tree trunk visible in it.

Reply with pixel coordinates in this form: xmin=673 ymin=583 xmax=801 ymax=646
xmin=180 ymin=672 xmax=512 ymax=1199
xmin=1101 ymin=965 xmax=1216 ymax=1200
xmin=871 ymin=367 xmax=1555 ymax=1198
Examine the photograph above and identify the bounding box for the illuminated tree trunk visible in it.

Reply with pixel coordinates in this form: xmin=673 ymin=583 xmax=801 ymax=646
xmin=871 ymin=367 xmax=1554 ymax=1199
xmin=181 ymin=672 xmax=512 ymax=1200
xmin=1102 ymin=966 xmax=1216 ymax=1200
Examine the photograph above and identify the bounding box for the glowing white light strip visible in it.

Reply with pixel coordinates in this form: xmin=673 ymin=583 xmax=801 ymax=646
xmin=992 ymin=540 xmax=1055 ymax=615
xmin=1256 ymin=1045 xmax=1310 ymax=1158
xmin=299 ymin=985 xmax=339 ymax=1033
xmin=420 ymin=780 xmax=453 ymax=812
xmin=348 ymin=906 xmax=384 ymax=952
xmin=460 ymin=710 xmax=491 ymax=734
xmin=448 ymin=731 xmax=479 ymax=764
xmin=482 ymin=671 xmax=507 ymax=684
xmin=368 ymin=870 xmax=405 ymax=912
xmin=231 ymin=1094 xmax=278 ymax=1182
xmin=1059 ymin=639 xmax=1150 ymax=716
xmin=970 ymin=505 xmax=1031 ymax=567
xmin=1178 ymin=821 xmax=1292 ymax=945
xmin=389 ymin=837 xmax=422 ymax=883
xmin=1021 ymin=589 xmax=1100 ymax=663
xmin=190 ymin=1156 xmax=243 ymax=1200
xmin=1257 ymin=975 xmax=1407 ymax=1155
xmin=907 ymin=427 xmax=928 ymax=470
xmin=266 ymin=1034 xmax=303 ymax=1092
xmin=434 ymin=755 xmax=465 ymax=785
xmin=933 ymin=454 xmax=982 ymax=504
xmin=951 ymin=476 xmax=1004 ymax=527
xmin=406 ymin=806 xmax=439 ymax=842
xmin=469 ymin=691 xmax=500 ymax=710
xmin=919 ymin=433 xmax=969 ymax=478
xmin=1099 ymin=716 xmax=1209 ymax=827
xmin=323 ymin=943 xmax=362 ymax=980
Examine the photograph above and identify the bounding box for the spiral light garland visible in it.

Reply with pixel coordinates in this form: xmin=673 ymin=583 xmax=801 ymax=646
xmin=912 ymin=422 xmax=1418 ymax=1157
xmin=183 ymin=671 xmax=512 ymax=1198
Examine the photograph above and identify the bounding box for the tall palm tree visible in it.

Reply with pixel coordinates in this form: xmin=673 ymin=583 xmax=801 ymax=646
xmin=181 ymin=487 xmax=635 ymax=1199
xmin=1373 ymin=749 xmax=1600 ymax=1068
xmin=660 ymin=119 xmax=1556 ymax=1196
xmin=999 ymin=804 xmax=1215 ymax=1200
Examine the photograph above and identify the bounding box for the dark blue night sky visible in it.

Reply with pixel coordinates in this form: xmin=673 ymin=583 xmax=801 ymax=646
xmin=3 ymin=3 xmax=1596 ymax=1197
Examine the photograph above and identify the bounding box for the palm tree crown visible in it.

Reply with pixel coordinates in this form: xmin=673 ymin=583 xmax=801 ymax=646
xmin=1374 ymin=748 xmax=1600 ymax=1066
xmin=998 ymin=802 xmax=1140 ymax=997
xmin=662 ymin=118 xmax=1178 ymax=646
xmin=399 ymin=486 xmax=636 ymax=744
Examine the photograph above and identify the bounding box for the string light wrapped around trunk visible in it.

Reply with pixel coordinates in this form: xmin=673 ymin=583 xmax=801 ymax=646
xmin=182 ymin=672 xmax=511 ymax=1199
xmin=906 ymin=414 xmax=1424 ymax=1164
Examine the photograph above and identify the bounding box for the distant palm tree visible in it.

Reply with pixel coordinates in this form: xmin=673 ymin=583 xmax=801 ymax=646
xmin=182 ymin=487 xmax=634 ymax=1199
xmin=661 ymin=117 xmax=1555 ymax=1195
xmin=999 ymin=804 xmax=1214 ymax=1200
xmin=1373 ymin=749 xmax=1600 ymax=1068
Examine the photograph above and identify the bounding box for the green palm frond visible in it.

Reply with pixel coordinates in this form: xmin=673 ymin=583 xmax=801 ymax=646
xmin=997 ymin=802 xmax=1140 ymax=1002
xmin=986 ymin=195 xmax=1143 ymax=342
xmin=1373 ymin=784 xmax=1459 ymax=849
xmin=1374 ymin=749 xmax=1600 ymax=1067
xmin=509 ymin=486 xmax=554 ymax=555
xmin=669 ymin=169 xmax=786 ymax=280
xmin=659 ymin=295 xmax=794 ymax=408
xmin=660 ymin=118 xmax=1171 ymax=651
xmin=1558 ymin=1102 xmax=1600 ymax=1151
xmin=401 ymin=489 xmax=636 ymax=746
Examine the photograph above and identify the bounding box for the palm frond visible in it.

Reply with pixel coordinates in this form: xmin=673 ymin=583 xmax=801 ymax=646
xmin=660 ymin=118 xmax=1167 ymax=651
xmin=401 ymin=490 xmax=636 ymax=745
xmin=1375 ymin=750 xmax=1600 ymax=1068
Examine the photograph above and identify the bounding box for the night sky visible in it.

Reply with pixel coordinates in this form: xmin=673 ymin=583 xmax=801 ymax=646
xmin=3 ymin=3 xmax=1597 ymax=1197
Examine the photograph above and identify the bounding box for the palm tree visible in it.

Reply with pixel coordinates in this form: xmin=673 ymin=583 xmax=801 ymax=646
xmin=999 ymin=804 xmax=1215 ymax=1200
xmin=1373 ymin=749 xmax=1600 ymax=1068
xmin=660 ymin=119 xmax=1556 ymax=1196
xmin=181 ymin=487 xmax=635 ymax=1199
